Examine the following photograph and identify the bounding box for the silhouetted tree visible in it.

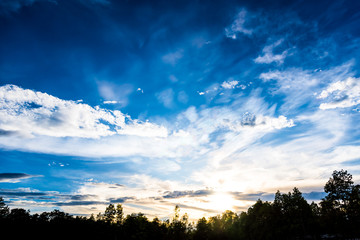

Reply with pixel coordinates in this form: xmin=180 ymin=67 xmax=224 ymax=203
xmin=115 ymin=203 xmax=124 ymax=224
xmin=169 ymin=205 xmax=189 ymax=240
xmin=273 ymin=187 xmax=314 ymax=238
xmin=348 ymin=184 xmax=360 ymax=236
xmin=8 ymin=208 xmax=31 ymax=222
xmin=104 ymin=203 xmax=116 ymax=223
xmin=0 ymin=197 xmax=9 ymax=218
xmin=49 ymin=209 xmax=71 ymax=223
xmin=320 ymin=169 xmax=360 ymax=238
xmin=243 ymin=199 xmax=278 ymax=240
xmin=122 ymin=213 xmax=152 ymax=239
xmin=324 ymin=169 xmax=353 ymax=209
xmin=193 ymin=217 xmax=211 ymax=240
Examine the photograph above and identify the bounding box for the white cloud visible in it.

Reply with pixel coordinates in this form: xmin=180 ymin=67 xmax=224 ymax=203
xmin=103 ymin=100 xmax=118 ymax=104
xmin=192 ymin=108 xmax=357 ymax=196
xmin=162 ymin=49 xmax=184 ymax=65
xmin=97 ymin=81 xmax=133 ymax=108
xmin=117 ymin=120 xmax=168 ymax=138
xmin=317 ymin=77 xmax=360 ymax=110
xmin=259 ymin=61 xmax=355 ymax=114
xmin=0 ymin=84 xmax=168 ymax=140
xmin=254 ymin=39 xmax=290 ymax=65
xmin=225 ymin=9 xmax=253 ymax=39
xmin=0 ymin=84 xmax=126 ymax=138
xmin=221 ymin=79 xmax=239 ymax=89
xmin=0 ymin=84 xmax=296 ymax=164
xmin=156 ymin=88 xmax=175 ymax=108
xmin=54 ymin=174 xmax=252 ymax=220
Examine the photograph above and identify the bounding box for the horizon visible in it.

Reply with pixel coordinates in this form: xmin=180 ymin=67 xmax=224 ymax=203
xmin=1 ymin=0 xmax=360 ymax=221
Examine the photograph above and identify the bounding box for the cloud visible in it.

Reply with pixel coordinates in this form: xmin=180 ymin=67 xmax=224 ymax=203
xmin=0 ymin=84 xmax=127 ymax=138
xmin=0 ymin=84 xmax=170 ymax=140
xmin=0 ymin=129 xmax=18 ymax=137
xmin=162 ymin=49 xmax=184 ymax=65
xmin=97 ymin=81 xmax=133 ymax=108
xmin=222 ymin=114 xmax=294 ymax=131
xmin=225 ymin=9 xmax=253 ymax=39
xmin=0 ymin=0 xmax=55 ymax=15
xmin=259 ymin=61 xmax=355 ymax=114
xmin=231 ymin=192 xmax=273 ymax=201
xmin=109 ymin=197 xmax=135 ymax=204
xmin=254 ymin=39 xmax=290 ymax=65
xmin=156 ymin=88 xmax=175 ymax=108
xmin=0 ymin=173 xmax=42 ymax=183
xmin=317 ymin=77 xmax=360 ymax=110
xmin=116 ymin=120 xmax=168 ymax=138
xmin=103 ymin=100 xmax=118 ymax=104
xmin=221 ymin=80 xmax=239 ymax=89
xmin=53 ymin=176 xmax=243 ymax=219
xmin=197 ymin=79 xmax=247 ymax=102
xmin=163 ymin=189 xmax=213 ymax=199
xmin=177 ymin=91 xmax=189 ymax=104
xmin=0 ymin=84 xmax=297 ymax=172
xmin=0 ymin=188 xmax=49 ymax=196
xmin=192 ymin=106 xmax=357 ymax=196
xmin=54 ymin=200 xmax=108 ymax=206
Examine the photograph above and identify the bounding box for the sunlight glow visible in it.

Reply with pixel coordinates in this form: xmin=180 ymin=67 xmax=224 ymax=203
xmin=206 ymin=192 xmax=238 ymax=213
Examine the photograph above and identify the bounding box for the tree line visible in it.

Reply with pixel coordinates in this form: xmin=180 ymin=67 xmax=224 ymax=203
xmin=1 ymin=169 xmax=359 ymax=240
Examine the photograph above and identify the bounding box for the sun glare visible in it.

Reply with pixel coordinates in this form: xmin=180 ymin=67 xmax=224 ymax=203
xmin=207 ymin=192 xmax=237 ymax=213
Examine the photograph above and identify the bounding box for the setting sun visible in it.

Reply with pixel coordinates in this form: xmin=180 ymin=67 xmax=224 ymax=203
xmin=206 ymin=192 xmax=238 ymax=212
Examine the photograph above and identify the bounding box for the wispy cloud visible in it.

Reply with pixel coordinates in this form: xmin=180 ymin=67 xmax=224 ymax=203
xmin=0 ymin=0 xmax=56 ymax=16
xmin=0 ymin=173 xmax=42 ymax=183
xmin=0 ymin=84 xmax=294 ymax=161
xmin=225 ymin=9 xmax=252 ymax=39
xmin=97 ymin=81 xmax=133 ymax=108
xmin=259 ymin=61 xmax=355 ymax=114
xmin=254 ymin=39 xmax=291 ymax=65
xmin=162 ymin=49 xmax=184 ymax=65
xmin=156 ymin=88 xmax=175 ymax=108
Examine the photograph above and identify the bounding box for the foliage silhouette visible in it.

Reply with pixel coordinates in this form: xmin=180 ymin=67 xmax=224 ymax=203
xmin=1 ymin=169 xmax=360 ymax=240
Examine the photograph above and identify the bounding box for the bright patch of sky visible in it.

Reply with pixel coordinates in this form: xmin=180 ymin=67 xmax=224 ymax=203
xmin=1 ymin=0 xmax=360 ymax=220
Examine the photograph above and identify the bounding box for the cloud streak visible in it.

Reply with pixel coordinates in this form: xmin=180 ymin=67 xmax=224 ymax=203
xmin=0 ymin=173 xmax=42 ymax=183
xmin=254 ymin=39 xmax=291 ymax=65
xmin=225 ymin=9 xmax=252 ymax=39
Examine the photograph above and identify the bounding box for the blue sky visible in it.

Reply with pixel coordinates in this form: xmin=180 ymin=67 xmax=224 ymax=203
xmin=1 ymin=0 xmax=360 ymax=219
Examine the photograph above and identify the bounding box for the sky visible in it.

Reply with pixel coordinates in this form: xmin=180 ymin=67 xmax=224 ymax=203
xmin=1 ymin=0 xmax=360 ymax=220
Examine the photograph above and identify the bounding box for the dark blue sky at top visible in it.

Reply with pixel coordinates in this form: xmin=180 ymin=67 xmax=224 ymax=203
xmin=1 ymin=0 xmax=360 ymax=216
xmin=1 ymin=0 xmax=359 ymax=119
